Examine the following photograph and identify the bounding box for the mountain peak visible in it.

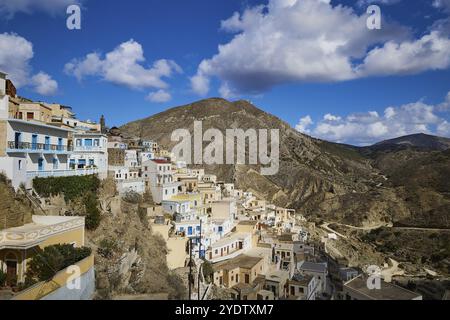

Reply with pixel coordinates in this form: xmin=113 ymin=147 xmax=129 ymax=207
xmin=374 ymin=133 xmax=450 ymax=151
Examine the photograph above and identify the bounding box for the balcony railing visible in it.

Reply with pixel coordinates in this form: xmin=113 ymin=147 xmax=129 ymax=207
xmin=7 ymin=141 xmax=73 ymax=153
xmin=27 ymin=168 xmax=99 ymax=179
xmin=73 ymin=145 xmax=105 ymax=152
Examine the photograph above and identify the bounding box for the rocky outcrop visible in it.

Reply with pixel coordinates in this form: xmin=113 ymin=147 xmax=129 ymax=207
xmin=0 ymin=175 xmax=32 ymax=230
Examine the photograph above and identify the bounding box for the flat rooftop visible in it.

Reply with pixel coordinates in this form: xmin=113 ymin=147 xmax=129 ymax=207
xmin=213 ymin=254 xmax=263 ymax=271
xmin=299 ymin=261 xmax=328 ymax=273
xmin=0 ymin=216 xmax=84 ymax=250
xmin=211 ymin=232 xmax=249 ymax=248
xmin=238 ymin=220 xmax=258 ymax=226
xmin=344 ymin=275 xmax=422 ymax=300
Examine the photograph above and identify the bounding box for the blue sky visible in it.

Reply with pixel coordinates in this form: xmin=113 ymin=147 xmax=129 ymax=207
xmin=1 ymin=0 xmax=450 ymax=145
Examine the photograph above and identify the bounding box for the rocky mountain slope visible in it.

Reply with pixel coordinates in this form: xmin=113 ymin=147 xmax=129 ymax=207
xmin=121 ymin=98 xmax=418 ymax=228
xmin=373 ymin=133 xmax=450 ymax=151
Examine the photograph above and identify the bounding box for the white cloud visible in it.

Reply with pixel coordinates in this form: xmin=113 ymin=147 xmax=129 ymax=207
xmin=324 ymin=114 xmax=342 ymax=121
xmin=145 ymin=89 xmax=171 ymax=103
xmin=31 ymin=72 xmax=58 ymax=96
xmin=357 ymin=31 xmax=450 ymax=76
xmin=0 ymin=32 xmax=33 ymax=87
xmin=437 ymin=91 xmax=450 ymax=111
xmin=0 ymin=0 xmax=81 ymax=18
xmin=357 ymin=0 xmax=401 ymax=6
xmin=0 ymin=32 xmax=58 ymax=96
xmin=296 ymin=92 xmax=450 ymax=145
xmin=433 ymin=0 xmax=450 ymax=12
xmin=65 ymin=39 xmax=182 ymax=90
xmin=191 ymin=0 xmax=450 ymax=97
xmin=295 ymin=115 xmax=314 ymax=134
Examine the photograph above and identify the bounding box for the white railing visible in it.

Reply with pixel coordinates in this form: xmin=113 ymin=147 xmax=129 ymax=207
xmin=73 ymin=146 xmax=106 ymax=152
xmin=27 ymin=168 xmax=99 ymax=179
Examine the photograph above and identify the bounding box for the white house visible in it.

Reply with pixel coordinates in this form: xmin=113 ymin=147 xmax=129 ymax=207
xmin=142 ymin=159 xmax=180 ymax=204
xmin=71 ymin=132 xmax=108 ymax=179
xmin=206 ymin=232 xmax=252 ymax=263
xmin=125 ymin=149 xmax=139 ymax=168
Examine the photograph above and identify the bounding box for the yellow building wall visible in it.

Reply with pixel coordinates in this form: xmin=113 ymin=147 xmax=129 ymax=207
xmin=39 ymin=227 xmax=84 ymax=248
xmin=166 ymin=237 xmax=188 ymax=270
xmin=12 ymin=254 xmax=94 ymax=300
xmin=0 ymin=226 xmax=85 ymax=283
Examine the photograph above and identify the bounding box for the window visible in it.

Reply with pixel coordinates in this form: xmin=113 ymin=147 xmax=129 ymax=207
xmin=53 ymin=158 xmax=58 ymax=170
xmin=27 ymin=112 xmax=34 ymax=120
xmin=76 ymin=139 xmax=82 ymax=147
xmin=18 ymin=160 xmax=22 ymax=170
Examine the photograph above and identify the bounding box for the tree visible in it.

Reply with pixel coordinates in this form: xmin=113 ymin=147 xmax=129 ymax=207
xmin=202 ymin=260 xmax=214 ymax=283
xmin=26 ymin=244 xmax=91 ymax=282
xmin=84 ymin=193 xmax=101 ymax=230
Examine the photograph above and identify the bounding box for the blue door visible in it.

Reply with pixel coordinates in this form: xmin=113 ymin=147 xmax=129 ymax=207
xmin=44 ymin=136 xmax=50 ymax=150
xmin=38 ymin=158 xmax=44 ymax=171
xmin=14 ymin=132 xmax=21 ymax=149
xmin=188 ymin=226 xmax=193 ymax=236
xmin=58 ymin=138 xmax=63 ymax=151
xmin=32 ymin=134 xmax=38 ymax=150
xmin=53 ymin=158 xmax=58 ymax=170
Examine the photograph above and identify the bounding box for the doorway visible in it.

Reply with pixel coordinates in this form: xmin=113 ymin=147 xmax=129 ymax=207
xmin=6 ymin=260 xmax=17 ymax=286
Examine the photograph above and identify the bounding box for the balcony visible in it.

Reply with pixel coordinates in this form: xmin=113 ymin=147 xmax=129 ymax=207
xmin=7 ymin=141 xmax=73 ymax=154
xmin=26 ymin=168 xmax=99 ymax=179
xmin=73 ymin=145 xmax=105 ymax=152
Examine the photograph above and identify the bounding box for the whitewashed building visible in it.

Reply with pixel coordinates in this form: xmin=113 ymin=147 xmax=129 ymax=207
xmin=71 ymin=132 xmax=108 ymax=179
xmin=142 ymin=159 xmax=180 ymax=204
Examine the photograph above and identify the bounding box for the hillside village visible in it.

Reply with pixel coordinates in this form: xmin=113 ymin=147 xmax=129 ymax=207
xmin=0 ymin=71 xmax=429 ymax=300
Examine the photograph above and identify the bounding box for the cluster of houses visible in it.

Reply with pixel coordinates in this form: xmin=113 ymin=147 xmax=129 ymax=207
xmin=0 ymin=72 xmax=108 ymax=190
xmin=0 ymin=71 xmax=423 ymax=300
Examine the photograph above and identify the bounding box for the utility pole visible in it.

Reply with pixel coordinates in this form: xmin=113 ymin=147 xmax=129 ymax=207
xmin=188 ymin=238 xmax=192 ymax=300
xmin=198 ymin=219 xmax=202 ymax=300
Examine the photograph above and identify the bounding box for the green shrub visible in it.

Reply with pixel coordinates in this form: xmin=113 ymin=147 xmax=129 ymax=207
xmin=167 ymin=271 xmax=187 ymax=300
xmin=122 ymin=191 xmax=142 ymax=204
xmin=202 ymin=260 xmax=214 ymax=283
xmin=26 ymin=244 xmax=92 ymax=282
xmin=33 ymin=175 xmax=100 ymax=202
xmin=97 ymin=238 xmax=119 ymax=259
xmin=0 ymin=269 xmax=7 ymax=287
xmin=84 ymin=193 xmax=101 ymax=230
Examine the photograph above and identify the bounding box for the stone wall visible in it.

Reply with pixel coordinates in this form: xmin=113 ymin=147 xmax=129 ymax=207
xmin=108 ymin=148 xmax=125 ymax=166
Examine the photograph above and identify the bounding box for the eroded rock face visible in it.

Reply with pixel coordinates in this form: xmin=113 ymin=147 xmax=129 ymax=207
xmin=0 ymin=178 xmax=33 ymax=229
xmin=87 ymin=183 xmax=184 ymax=300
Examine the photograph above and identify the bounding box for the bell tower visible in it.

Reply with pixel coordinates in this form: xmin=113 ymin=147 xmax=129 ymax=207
xmin=0 ymin=71 xmax=9 ymax=120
